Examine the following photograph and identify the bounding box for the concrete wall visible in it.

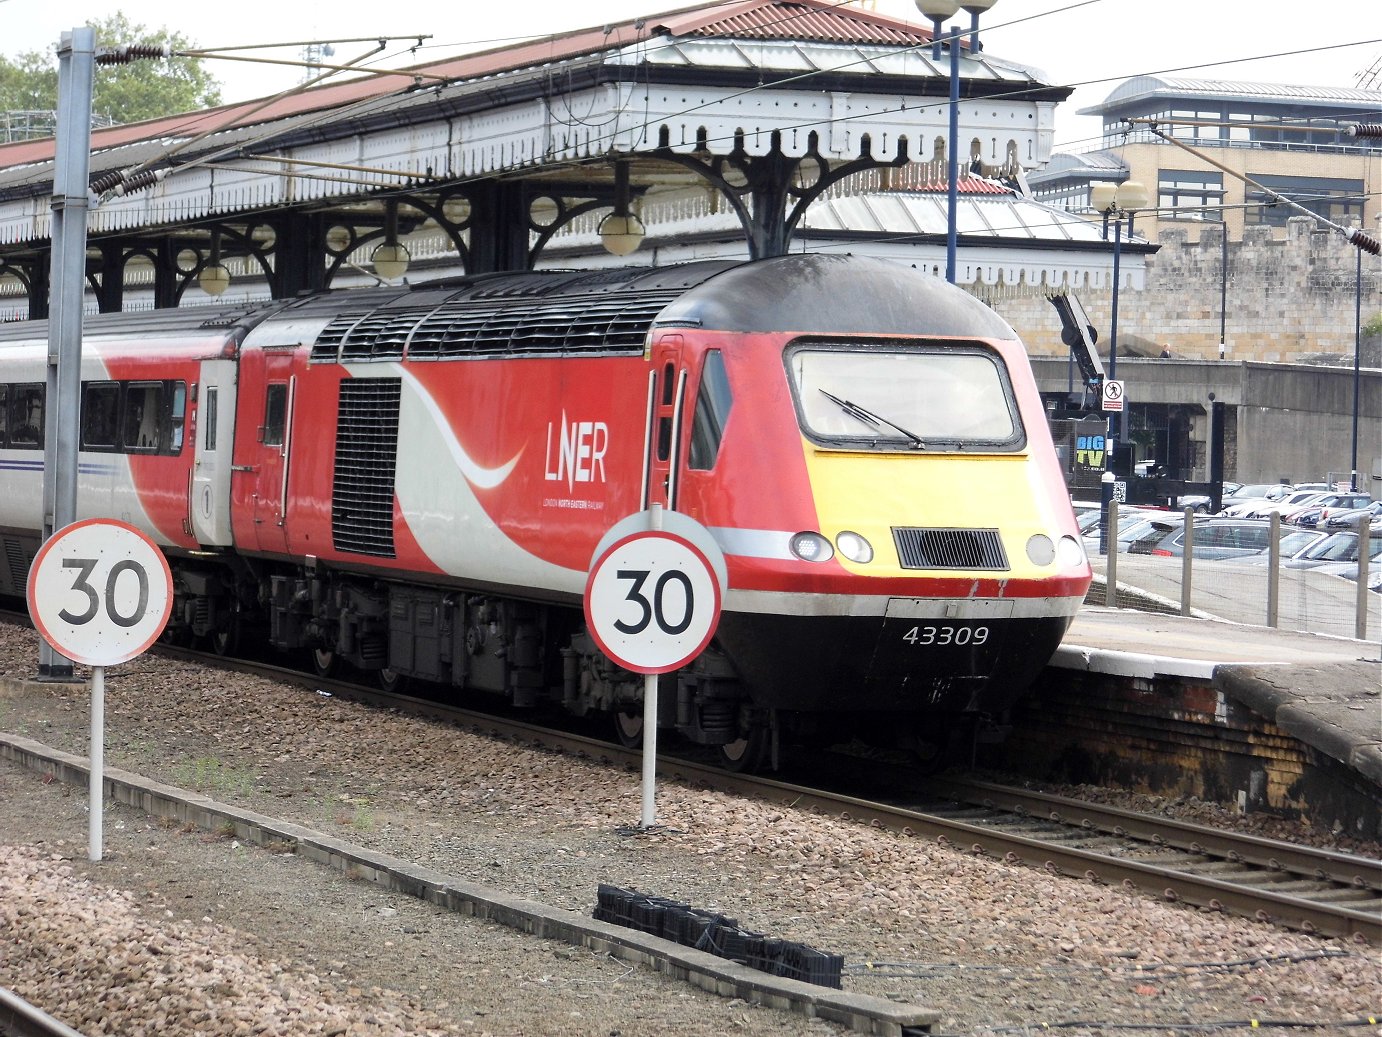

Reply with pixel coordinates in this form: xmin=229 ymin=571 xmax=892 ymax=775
xmin=1033 ymin=357 xmax=1382 ymax=489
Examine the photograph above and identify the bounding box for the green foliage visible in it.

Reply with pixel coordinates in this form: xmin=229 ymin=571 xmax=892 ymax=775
xmin=1364 ymin=312 xmax=1382 ymax=338
xmin=0 ymin=12 xmax=222 ymax=126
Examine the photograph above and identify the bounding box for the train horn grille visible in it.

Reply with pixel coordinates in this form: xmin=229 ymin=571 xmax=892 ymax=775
xmin=892 ymin=527 xmax=1009 ymax=571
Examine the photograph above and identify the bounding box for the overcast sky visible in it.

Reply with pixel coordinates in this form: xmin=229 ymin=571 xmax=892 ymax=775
xmin=4 ymin=0 xmax=1379 ymax=149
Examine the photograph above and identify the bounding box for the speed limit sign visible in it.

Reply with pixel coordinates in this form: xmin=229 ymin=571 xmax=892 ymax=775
xmin=27 ymin=518 xmax=173 ymax=667
xmin=585 ymin=516 xmax=724 ymax=675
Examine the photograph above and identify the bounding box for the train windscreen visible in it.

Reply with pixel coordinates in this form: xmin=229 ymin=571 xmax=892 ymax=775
xmin=785 ymin=343 xmax=1024 ymax=452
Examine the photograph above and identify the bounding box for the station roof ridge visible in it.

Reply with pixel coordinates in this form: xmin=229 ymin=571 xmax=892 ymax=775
xmin=1080 ymin=72 xmax=1382 ymax=115
xmin=0 ymin=0 xmax=943 ymax=172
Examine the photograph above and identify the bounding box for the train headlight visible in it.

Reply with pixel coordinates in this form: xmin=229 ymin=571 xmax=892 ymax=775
xmin=835 ymin=531 xmax=873 ymax=564
xmin=790 ymin=531 xmax=834 ymax=562
xmin=1025 ymin=533 xmax=1056 ymax=566
xmin=1057 ymin=534 xmax=1086 ymax=568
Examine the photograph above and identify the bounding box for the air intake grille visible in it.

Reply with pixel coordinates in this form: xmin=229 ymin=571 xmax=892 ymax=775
xmin=311 ymin=293 xmax=679 ymax=363
xmin=892 ymin=527 xmax=1009 ymax=571
xmin=332 ymin=379 xmax=401 ymax=557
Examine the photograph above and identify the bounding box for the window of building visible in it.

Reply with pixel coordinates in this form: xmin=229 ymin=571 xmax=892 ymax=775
xmin=1244 ymin=174 xmax=1364 ymax=228
xmin=1158 ymin=169 xmax=1224 ymax=221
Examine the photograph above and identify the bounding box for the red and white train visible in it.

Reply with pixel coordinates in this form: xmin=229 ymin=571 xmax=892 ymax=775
xmin=0 ymin=254 xmax=1090 ymax=767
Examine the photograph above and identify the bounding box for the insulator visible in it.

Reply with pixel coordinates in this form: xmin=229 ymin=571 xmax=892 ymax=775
xmin=1349 ymin=230 xmax=1381 ymax=256
xmin=89 ymin=170 xmax=126 ymax=194
xmin=1345 ymin=122 xmax=1382 ymax=140
xmin=95 ymin=43 xmax=171 ymax=65
xmin=113 ymin=169 xmax=166 ymax=195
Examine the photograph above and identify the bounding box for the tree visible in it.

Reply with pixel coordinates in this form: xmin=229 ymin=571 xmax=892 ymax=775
xmin=0 ymin=12 xmax=222 ymax=127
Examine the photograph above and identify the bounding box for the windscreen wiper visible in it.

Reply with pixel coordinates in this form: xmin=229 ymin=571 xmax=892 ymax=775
xmin=818 ymin=389 xmax=924 ymax=448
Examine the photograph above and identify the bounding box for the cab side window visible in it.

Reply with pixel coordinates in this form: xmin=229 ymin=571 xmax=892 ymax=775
xmin=688 ymin=351 xmax=733 ymax=471
xmin=262 ymin=384 xmax=287 ymax=446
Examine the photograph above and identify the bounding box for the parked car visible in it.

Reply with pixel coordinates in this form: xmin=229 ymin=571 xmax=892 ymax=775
xmin=1129 ymin=517 xmax=1280 ymax=560
xmin=1320 ymin=500 xmax=1382 ymax=529
xmin=1284 ymin=530 xmax=1378 ymax=569
xmin=1083 ymin=509 xmax=1172 ymax=553
xmin=1240 ymin=490 xmax=1329 ymax=520
xmin=1307 ymin=536 xmax=1382 ymax=581
xmin=1285 ymin=492 xmax=1372 ymax=526
xmin=1218 ymin=483 xmax=1293 ymax=516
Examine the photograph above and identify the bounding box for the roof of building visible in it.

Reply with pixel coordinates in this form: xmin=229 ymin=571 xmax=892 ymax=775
xmin=1079 ymin=74 xmax=1382 ymax=117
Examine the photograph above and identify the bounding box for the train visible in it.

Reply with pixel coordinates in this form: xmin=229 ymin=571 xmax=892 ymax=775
xmin=0 ymin=253 xmax=1091 ymax=769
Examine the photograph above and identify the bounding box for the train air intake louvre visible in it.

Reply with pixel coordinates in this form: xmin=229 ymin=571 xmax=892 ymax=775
xmin=309 ymin=293 xmax=681 ymax=363
xmin=332 ymin=379 xmax=401 ymax=557
xmin=892 ymin=528 xmax=1009 ymax=570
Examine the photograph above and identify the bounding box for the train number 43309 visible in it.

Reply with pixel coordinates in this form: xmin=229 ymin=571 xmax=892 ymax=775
xmin=901 ymin=625 xmax=989 ymax=646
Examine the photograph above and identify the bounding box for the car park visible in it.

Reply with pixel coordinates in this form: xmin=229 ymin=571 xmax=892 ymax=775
xmin=1218 ymin=483 xmax=1293 ymax=516
xmin=1284 ymin=492 xmax=1372 ymax=526
xmin=1082 ymin=508 xmax=1171 ymax=553
xmin=1283 ymin=530 xmax=1376 ymax=569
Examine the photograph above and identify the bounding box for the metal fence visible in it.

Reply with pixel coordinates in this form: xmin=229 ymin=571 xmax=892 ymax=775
xmin=1087 ymin=505 xmax=1379 ymax=643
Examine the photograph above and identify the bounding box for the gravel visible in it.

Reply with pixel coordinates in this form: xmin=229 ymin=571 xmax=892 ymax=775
xmin=1 ymin=621 xmax=1380 ymax=1036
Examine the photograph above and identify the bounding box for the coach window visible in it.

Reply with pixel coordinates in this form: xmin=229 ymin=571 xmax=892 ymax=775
xmin=10 ymin=384 xmax=43 ymax=448
xmin=688 ymin=351 xmax=733 ymax=470
xmin=123 ymin=381 xmax=164 ymax=453
xmin=169 ymin=381 xmax=187 ymax=453
xmin=262 ymin=383 xmax=287 ymax=446
xmin=81 ymin=382 xmax=120 ymax=450
xmin=203 ymin=386 xmax=218 ymax=450
xmin=0 ymin=386 xmax=7 ymax=445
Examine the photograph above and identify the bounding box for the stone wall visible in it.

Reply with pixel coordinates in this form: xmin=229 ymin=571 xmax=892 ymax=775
xmin=1001 ymin=216 xmax=1382 ymax=365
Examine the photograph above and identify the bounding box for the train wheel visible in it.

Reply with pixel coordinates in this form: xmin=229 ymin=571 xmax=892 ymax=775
xmin=210 ymin=616 xmax=241 ymax=657
xmin=311 ymin=648 xmax=338 ymax=678
xmin=614 ymin=710 xmax=643 ymax=748
xmin=717 ymin=727 xmax=767 ymax=773
xmin=377 ymin=667 xmax=409 ymax=694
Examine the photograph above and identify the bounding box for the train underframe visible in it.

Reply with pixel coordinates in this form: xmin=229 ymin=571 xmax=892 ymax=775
xmin=164 ymin=553 xmax=1018 ymax=771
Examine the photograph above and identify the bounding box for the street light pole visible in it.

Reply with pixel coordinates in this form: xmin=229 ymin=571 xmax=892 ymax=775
xmin=1352 ymin=243 xmax=1362 ymax=492
xmin=917 ymin=0 xmax=999 ymax=285
xmin=1091 ymin=179 xmax=1149 ymax=447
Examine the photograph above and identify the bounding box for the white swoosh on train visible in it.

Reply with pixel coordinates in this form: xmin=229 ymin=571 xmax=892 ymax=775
xmin=388 ymin=364 xmax=523 ymax=487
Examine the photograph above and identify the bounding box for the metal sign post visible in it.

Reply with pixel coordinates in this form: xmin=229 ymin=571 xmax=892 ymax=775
xmin=585 ymin=507 xmax=726 ymax=829
xmin=27 ymin=519 xmax=173 ymax=861
xmin=41 ymin=28 xmax=97 ymax=681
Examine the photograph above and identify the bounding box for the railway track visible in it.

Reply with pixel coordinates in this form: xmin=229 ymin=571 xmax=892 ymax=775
xmin=9 ymin=627 xmax=1382 ymax=946
xmin=140 ymin=644 xmax=1382 ymax=946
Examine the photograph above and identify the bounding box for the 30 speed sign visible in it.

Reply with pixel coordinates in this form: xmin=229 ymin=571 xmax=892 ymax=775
xmin=584 ymin=526 xmax=723 ymax=674
xmin=27 ymin=518 xmax=173 ymax=667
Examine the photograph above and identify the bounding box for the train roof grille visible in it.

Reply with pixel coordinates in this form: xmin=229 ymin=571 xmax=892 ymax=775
xmin=892 ymin=527 xmax=1009 ymax=571
xmin=309 ymin=292 xmax=679 ymax=363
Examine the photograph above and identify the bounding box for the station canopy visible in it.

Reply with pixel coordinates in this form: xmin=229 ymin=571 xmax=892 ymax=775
xmin=0 ymin=0 xmax=1148 ymax=315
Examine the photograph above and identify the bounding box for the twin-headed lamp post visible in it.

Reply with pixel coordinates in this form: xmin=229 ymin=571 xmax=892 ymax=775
xmin=1089 ymin=179 xmax=1149 ymax=444
xmin=916 ymin=0 xmax=998 ymax=285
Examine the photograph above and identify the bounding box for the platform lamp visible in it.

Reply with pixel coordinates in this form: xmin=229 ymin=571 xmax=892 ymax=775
xmin=916 ymin=0 xmax=998 ymax=284
xmin=197 ymin=228 xmax=230 ymax=296
xmin=371 ymin=200 xmax=410 ymax=281
xmin=599 ymin=161 xmax=645 ymax=257
xmin=1090 ymin=178 xmax=1149 ymax=444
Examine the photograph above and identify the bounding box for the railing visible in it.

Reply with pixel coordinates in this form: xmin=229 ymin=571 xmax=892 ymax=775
xmin=1088 ymin=506 xmax=1379 ymax=642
